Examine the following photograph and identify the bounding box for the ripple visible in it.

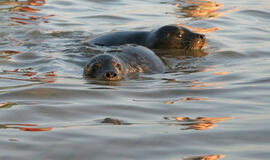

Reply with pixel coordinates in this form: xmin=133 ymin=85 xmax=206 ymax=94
xmin=240 ymin=9 xmax=270 ymax=20
xmin=79 ymin=15 xmax=132 ymax=21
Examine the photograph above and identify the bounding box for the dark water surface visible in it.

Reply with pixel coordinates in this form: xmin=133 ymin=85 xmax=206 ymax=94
xmin=0 ymin=0 xmax=270 ymax=160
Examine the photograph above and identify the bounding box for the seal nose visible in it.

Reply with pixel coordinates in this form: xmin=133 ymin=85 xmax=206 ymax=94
xmin=200 ymin=34 xmax=206 ymax=40
xmin=104 ymin=72 xmax=118 ymax=80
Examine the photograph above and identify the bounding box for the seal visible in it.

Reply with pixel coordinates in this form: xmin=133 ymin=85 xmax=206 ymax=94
xmin=84 ymin=44 xmax=165 ymax=81
xmin=86 ymin=25 xmax=206 ymax=50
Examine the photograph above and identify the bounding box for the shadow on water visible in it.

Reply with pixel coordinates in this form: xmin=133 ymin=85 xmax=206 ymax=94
xmin=155 ymin=49 xmax=208 ymax=58
xmin=155 ymin=49 xmax=209 ymax=74
xmin=85 ymin=79 xmax=122 ymax=87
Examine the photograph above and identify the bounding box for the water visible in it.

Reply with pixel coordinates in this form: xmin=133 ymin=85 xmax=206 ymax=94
xmin=0 ymin=0 xmax=270 ymax=160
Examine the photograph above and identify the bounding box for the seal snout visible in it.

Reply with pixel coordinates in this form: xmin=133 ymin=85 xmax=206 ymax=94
xmin=84 ymin=54 xmax=126 ymax=81
xmin=188 ymin=32 xmax=206 ymax=49
xmin=200 ymin=34 xmax=206 ymax=40
xmin=197 ymin=34 xmax=206 ymax=44
xmin=103 ymin=71 xmax=119 ymax=81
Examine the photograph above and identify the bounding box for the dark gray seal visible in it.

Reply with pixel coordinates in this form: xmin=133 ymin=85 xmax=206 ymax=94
xmin=84 ymin=44 xmax=165 ymax=81
xmin=86 ymin=25 xmax=206 ymax=50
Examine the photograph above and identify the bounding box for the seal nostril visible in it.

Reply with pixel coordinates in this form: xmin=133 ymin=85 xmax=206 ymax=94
xmin=104 ymin=72 xmax=117 ymax=79
xmin=110 ymin=72 xmax=117 ymax=78
xmin=200 ymin=34 xmax=206 ymax=40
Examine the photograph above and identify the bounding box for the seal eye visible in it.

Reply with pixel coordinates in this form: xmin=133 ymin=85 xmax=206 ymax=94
xmin=116 ymin=64 xmax=121 ymax=70
xmin=91 ymin=64 xmax=99 ymax=72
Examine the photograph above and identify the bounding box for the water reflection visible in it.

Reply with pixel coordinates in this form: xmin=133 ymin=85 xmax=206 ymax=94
xmin=99 ymin=118 xmax=131 ymax=125
xmin=212 ymin=71 xmax=228 ymax=75
xmin=164 ymin=117 xmax=232 ymax=130
xmin=155 ymin=49 xmax=209 ymax=74
xmin=86 ymin=79 xmax=121 ymax=86
xmin=0 ymin=123 xmax=52 ymax=132
xmin=170 ymin=0 xmax=237 ymax=38
xmin=0 ymin=0 xmax=53 ymax=25
xmin=0 ymin=0 xmax=45 ymax=6
xmin=175 ymin=24 xmax=220 ymax=34
xmin=0 ymin=102 xmax=16 ymax=109
xmin=183 ymin=154 xmax=225 ymax=160
xmin=93 ymin=116 xmax=232 ymax=131
xmin=96 ymin=116 xmax=232 ymax=131
xmin=190 ymin=81 xmax=223 ymax=89
xmin=165 ymin=97 xmax=211 ymax=104
xmin=0 ymin=50 xmax=20 ymax=60
xmin=174 ymin=0 xmax=236 ymax=20
xmin=9 ymin=13 xmax=54 ymax=25
xmin=156 ymin=49 xmax=208 ymax=58
xmin=2 ymin=68 xmax=56 ymax=83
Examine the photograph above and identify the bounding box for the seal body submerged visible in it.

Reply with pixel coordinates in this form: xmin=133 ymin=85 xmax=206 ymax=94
xmin=84 ymin=44 xmax=165 ymax=81
xmin=86 ymin=25 xmax=206 ymax=50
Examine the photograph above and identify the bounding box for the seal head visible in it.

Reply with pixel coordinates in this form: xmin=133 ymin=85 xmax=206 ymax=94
xmin=87 ymin=25 xmax=206 ymax=50
xmin=84 ymin=45 xmax=166 ymax=81
xmin=84 ymin=54 xmax=128 ymax=81
xmin=146 ymin=25 xmax=206 ymax=50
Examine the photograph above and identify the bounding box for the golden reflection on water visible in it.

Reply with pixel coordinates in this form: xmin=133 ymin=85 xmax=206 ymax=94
xmin=2 ymin=69 xmax=56 ymax=83
xmin=188 ymin=68 xmax=229 ymax=89
xmin=183 ymin=154 xmax=225 ymax=160
xmin=174 ymin=0 xmax=237 ymax=20
xmin=0 ymin=102 xmax=17 ymax=109
xmin=0 ymin=50 xmax=20 ymax=60
xmin=165 ymin=117 xmax=232 ymax=130
xmin=190 ymin=81 xmax=223 ymax=89
xmin=0 ymin=0 xmax=57 ymax=83
xmin=212 ymin=72 xmax=229 ymax=75
xmin=176 ymin=24 xmax=220 ymax=34
xmin=10 ymin=6 xmax=40 ymax=12
xmin=170 ymin=0 xmax=238 ymax=36
xmin=0 ymin=0 xmax=45 ymax=6
xmin=0 ymin=0 xmax=53 ymax=25
xmin=157 ymin=49 xmax=208 ymax=58
xmin=1 ymin=50 xmax=20 ymax=55
xmin=0 ymin=123 xmax=52 ymax=132
xmin=165 ymin=97 xmax=211 ymax=104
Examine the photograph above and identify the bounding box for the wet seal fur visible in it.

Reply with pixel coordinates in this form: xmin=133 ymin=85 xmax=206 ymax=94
xmin=84 ymin=44 xmax=165 ymax=81
xmin=86 ymin=25 xmax=206 ymax=50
